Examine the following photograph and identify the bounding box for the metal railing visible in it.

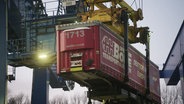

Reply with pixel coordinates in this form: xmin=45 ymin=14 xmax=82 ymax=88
xmin=8 ymin=38 xmax=55 ymax=56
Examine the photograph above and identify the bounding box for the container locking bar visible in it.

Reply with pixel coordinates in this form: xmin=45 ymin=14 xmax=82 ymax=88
xmin=121 ymin=10 xmax=129 ymax=82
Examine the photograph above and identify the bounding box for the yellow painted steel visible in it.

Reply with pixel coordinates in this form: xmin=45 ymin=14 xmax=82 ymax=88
xmin=78 ymin=0 xmax=149 ymax=44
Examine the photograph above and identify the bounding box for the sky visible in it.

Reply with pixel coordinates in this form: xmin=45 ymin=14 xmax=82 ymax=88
xmin=8 ymin=0 xmax=184 ymax=102
xmin=132 ymin=0 xmax=184 ymax=67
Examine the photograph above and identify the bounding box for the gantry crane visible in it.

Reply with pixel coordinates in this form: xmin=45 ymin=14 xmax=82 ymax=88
xmin=3 ymin=0 xmax=160 ymax=104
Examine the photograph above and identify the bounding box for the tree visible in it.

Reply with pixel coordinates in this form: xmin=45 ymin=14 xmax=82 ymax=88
xmin=161 ymin=85 xmax=182 ymax=104
xmin=49 ymin=91 xmax=101 ymax=104
xmin=8 ymin=93 xmax=30 ymax=104
xmin=50 ymin=96 xmax=68 ymax=104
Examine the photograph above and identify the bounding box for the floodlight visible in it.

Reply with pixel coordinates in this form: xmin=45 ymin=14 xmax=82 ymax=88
xmin=38 ymin=53 xmax=48 ymax=59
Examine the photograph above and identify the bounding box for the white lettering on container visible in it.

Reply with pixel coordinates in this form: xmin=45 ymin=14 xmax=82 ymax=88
xmin=102 ymin=36 xmax=124 ymax=68
xmin=65 ymin=30 xmax=85 ymax=39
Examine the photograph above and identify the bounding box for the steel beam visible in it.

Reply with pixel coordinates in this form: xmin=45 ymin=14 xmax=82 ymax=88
xmin=181 ymin=56 xmax=184 ymax=104
xmin=0 ymin=0 xmax=8 ymax=104
xmin=159 ymin=70 xmax=173 ymax=78
xmin=31 ymin=68 xmax=49 ymax=104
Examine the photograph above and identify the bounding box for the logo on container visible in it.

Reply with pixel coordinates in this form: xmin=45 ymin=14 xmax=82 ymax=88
xmin=102 ymin=35 xmax=124 ymax=67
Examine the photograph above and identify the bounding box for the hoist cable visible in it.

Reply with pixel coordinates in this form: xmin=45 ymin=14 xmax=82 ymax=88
xmin=135 ymin=0 xmax=137 ymax=9
xmin=141 ymin=0 xmax=143 ymax=11
xmin=131 ymin=0 xmax=138 ymax=9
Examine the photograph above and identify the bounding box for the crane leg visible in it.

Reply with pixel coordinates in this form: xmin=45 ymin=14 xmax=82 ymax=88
xmin=31 ymin=68 xmax=49 ymax=104
xmin=87 ymin=88 xmax=92 ymax=104
xmin=0 ymin=0 xmax=7 ymax=103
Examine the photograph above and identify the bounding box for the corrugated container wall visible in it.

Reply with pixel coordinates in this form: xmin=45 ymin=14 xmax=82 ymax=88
xmin=56 ymin=22 xmax=160 ymax=103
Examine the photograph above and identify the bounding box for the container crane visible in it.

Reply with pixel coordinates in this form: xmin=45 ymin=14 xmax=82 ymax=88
xmin=4 ymin=0 xmax=161 ymax=103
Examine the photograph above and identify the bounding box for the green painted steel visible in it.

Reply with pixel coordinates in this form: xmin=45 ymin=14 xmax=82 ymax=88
xmin=0 ymin=0 xmax=8 ymax=104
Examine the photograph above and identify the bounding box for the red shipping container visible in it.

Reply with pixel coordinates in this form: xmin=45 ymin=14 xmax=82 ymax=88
xmin=56 ymin=21 xmax=160 ymax=103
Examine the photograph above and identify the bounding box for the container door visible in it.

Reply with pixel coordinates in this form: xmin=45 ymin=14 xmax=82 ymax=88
xmin=57 ymin=26 xmax=97 ymax=73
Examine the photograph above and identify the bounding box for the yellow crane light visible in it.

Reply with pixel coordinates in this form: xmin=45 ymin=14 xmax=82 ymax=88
xmin=38 ymin=53 xmax=48 ymax=59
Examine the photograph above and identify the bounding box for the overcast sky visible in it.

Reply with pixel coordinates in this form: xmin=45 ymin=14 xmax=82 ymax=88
xmin=8 ymin=0 xmax=184 ymax=101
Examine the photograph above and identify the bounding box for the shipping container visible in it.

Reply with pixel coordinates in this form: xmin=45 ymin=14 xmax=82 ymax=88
xmin=56 ymin=21 xmax=160 ymax=103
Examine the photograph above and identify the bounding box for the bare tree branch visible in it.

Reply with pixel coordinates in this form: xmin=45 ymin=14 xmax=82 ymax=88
xmin=161 ymin=85 xmax=182 ymax=104
xmin=8 ymin=93 xmax=30 ymax=104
